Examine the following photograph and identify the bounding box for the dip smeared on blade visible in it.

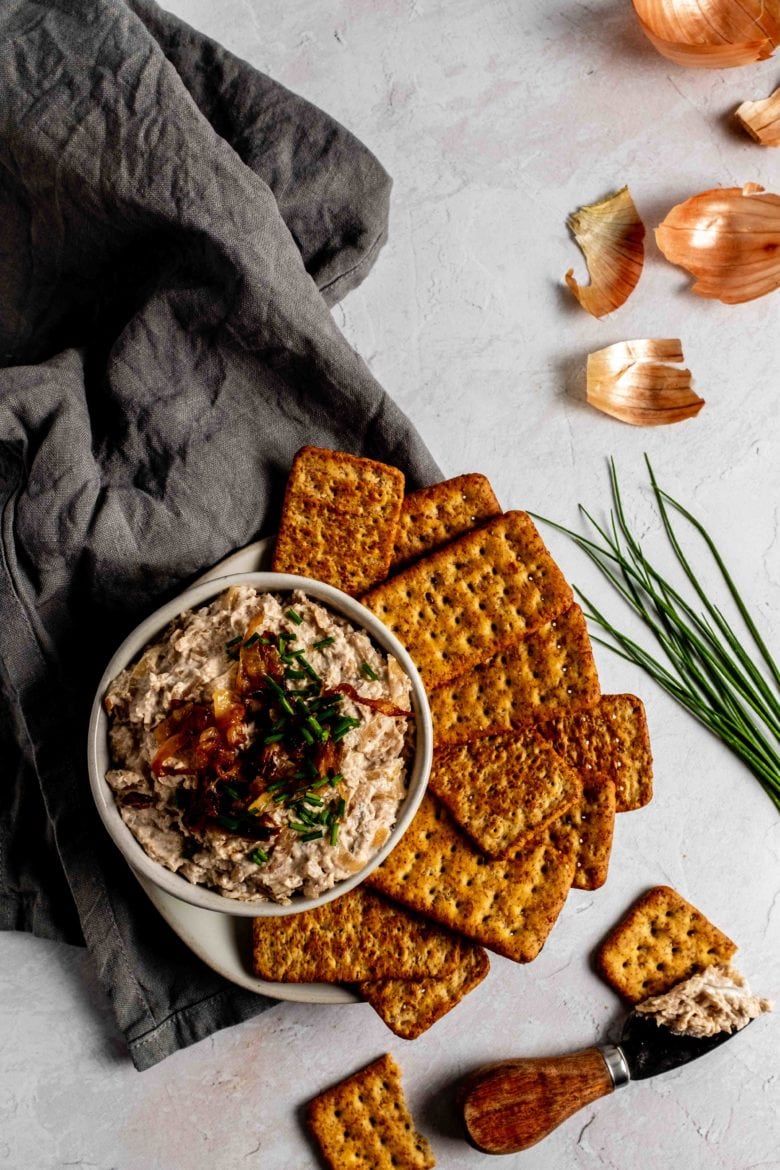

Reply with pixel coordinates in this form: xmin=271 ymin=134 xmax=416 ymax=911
xmin=103 ymin=586 xmax=413 ymax=902
xmin=636 ymin=966 xmax=773 ymax=1038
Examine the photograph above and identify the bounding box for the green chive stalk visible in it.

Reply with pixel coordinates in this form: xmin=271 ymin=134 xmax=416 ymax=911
xmin=533 ymin=457 xmax=780 ymax=811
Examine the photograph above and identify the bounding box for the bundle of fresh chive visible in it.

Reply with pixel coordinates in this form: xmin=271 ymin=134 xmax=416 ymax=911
xmin=534 ymin=457 xmax=780 ymax=811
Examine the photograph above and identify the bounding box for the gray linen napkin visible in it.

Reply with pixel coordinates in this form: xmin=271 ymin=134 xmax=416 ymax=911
xmin=0 ymin=0 xmax=440 ymax=1069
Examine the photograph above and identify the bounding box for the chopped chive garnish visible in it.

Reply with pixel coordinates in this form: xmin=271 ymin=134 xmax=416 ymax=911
xmin=279 ymin=630 xmax=297 ymax=641
xmin=250 ymin=847 xmax=268 ymax=864
xmin=329 ymin=822 xmax=339 ymax=845
xmin=225 ymin=635 xmax=242 ymax=648
xmin=336 ymin=797 xmax=346 ymax=818
xmin=286 ymin=608 xmax=303 ymax=625
xmin=360 ymin=661 xmax=379 ymax=681
xmin=304 ymin=792 xmax=323 ymax=805
xmin=217 ymin=814 xmax=240 ymax=831
xmin=306 ymin=715 xmax=325 ymax=741
xmin=266 ymin=779 xmax=287 ymax=792
xmin=333 ymin=717 xmax=360 ymax=741
xmin=289 ymin=650 xmax=321 ymax=682
xmin=289 ymin=820 xmax=313 ymax=833
xmin=263 ymin=732 xmax=285 ymax=744
xmin=263 ymin=674 xmax=295 ymax=716
xmin=284 ymin=668 xmax=307 ymax=680
xmin=300 ymin=726 xmax=314 ymax=745
xmin=243 ymin=632 xmax=261 ymax=649
xmin=259 ymin=636 xmax=273 ymax=645
xmin=301 ymin=830 xmax=323 ymax=842
xmin=328 ymin=772 xmax=343 ymax=787
xmin=313 ymin=636 xmax=335 ymax=650
xmin=273 ymin=792 xmax=289 ymax=803
xmin=311 ymin=777 xmax=329 ymax=790
xmin=224 ymin=785 xmax=241 ymax=800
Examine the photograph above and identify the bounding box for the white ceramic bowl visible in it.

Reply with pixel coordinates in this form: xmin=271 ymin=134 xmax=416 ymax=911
xmin=87 ymin=571 xmax=432 ymax=917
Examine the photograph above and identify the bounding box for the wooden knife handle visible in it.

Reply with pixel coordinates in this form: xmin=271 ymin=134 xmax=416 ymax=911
xmin=459 ymin=1048 xmax=616 ymax=1155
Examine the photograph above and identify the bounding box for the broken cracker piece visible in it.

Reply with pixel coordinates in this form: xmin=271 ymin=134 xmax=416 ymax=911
xmin=429 ymin=729 xmax=581 ymax=857
xmin=596 ymin=885 xmax=737 ymax=1004
xmin=390 ymin=473 xmax=502 ymax=572
xmin=538 ymin=694 xmax=652 ymax=812
xmin=430 ymin=603 xmax=600 ymax=746
xmin=366 ymin=794 xmax=576 ymax=962
xmin=357 ymin=946 xmax=490 ymax=1040
xmin=271 ymin=446 xmax=404 ymax=596
xmin=250 ymin=887 xmax=464 ymax=983
xmin=362 ymin=511 xmax=573 ymax=689
xmin=308 ymin=1053 xmax=436 ymax=1170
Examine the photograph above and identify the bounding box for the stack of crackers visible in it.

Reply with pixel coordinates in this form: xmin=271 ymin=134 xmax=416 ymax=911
xmin=252 ymin=447 xmax=654 ymax=1039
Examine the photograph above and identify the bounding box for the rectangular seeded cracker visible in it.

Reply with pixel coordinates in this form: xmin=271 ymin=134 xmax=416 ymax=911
xmin=362 ymin=511 xmax=573 ymax=689
xmin=563 ymin=775 xmax=616 ymax=890
xmin=430 ymin=603 xmax=600 ymax=747
xmin=428 ymin=729 xmax=582 ymax=857
xmin=366 ymin=793 xmax=577 ymax=962
xmin=389 ymin=473 xmax=502 ymax=572
xmin=308 ymin=1053 xmax=436 ymax=1170
xmin=250 ymin=887 xmax=464 ymax=983
xmin=357 ymin=946 xmax=490 ymax=1040
xmin=596 ymin=885 xmax=738 ymax=1003
xmin=271 ymin=446 xmax=404 ymax=596
xmin=538 ymin=694 xmax=652 ymax=812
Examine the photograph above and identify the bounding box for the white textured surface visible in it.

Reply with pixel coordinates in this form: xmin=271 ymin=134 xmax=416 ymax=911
xmin=2 ymin=1 xmax=779 ymax=1167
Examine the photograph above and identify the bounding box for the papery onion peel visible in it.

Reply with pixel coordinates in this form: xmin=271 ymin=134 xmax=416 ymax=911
xmin=735 ymin=87 xmax=780 ymax=145
xmin=655 ymin=183 xmax=780 ymax=303
xmin=631 ymin=0 xmax=780 ymax=68
xmin=586 ymin=339 xmax=704 ymax=426
xmin=565 ymin=187 xmax=646 ymax=318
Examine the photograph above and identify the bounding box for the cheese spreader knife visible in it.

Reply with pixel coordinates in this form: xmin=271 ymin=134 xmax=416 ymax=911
xmin=459 ymin=1012 xmax=753 ymax=1155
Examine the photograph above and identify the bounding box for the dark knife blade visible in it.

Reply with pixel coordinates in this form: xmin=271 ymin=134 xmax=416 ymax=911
xmin=617 ymin=1011 xmax=750 ymax=1081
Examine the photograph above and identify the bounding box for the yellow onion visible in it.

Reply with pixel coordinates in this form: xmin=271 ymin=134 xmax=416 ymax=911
xmin=632 ymin=0 xmax=780 ymax=68
xmin=565 ymin=187 xmax=646 ymax=318
xmin=735 ymin=87 xmax=780 ymax=145
xmin=587 ymin=339 xmax=705 ymax=426
xmin=655 ymin=184 xmax=780 ymax=303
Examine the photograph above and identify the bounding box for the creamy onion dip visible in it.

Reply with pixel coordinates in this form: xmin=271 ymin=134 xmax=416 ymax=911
xmin=636 ymin=965 xmax=773 ymax=1038
xmin=103 ymin=585 xmax=413 ymax=902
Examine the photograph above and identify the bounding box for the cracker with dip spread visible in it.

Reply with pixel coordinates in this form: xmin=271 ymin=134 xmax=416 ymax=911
xmin=428 ymin=729 xmax=582 ymax=857
xmin=596 ymin=886 xmax=737 ymax=1003
xmin=389 ymin=473 xmax=502 ymax=572
xmin=429 ymin=603 xmax=600 ymax=747
xmin=307 ymin=1053 xmax=435 ymax=1170
xmin=272 ymin=446 xmax=405 ymax=596
xmin=362 ymin=511 xmax=574 ymax=690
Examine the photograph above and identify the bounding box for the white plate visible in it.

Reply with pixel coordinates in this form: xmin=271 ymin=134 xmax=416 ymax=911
xmin=134 ymin=536 xmax=357 ymax=1005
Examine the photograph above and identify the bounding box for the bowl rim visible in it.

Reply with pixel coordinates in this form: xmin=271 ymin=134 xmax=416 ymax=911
xmin=87 ymin=570 xmax=433 ymax=918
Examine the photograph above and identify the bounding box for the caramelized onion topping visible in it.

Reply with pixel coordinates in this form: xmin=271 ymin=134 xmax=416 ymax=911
xmin=325 ymin=683 xmax=412 ymax=718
